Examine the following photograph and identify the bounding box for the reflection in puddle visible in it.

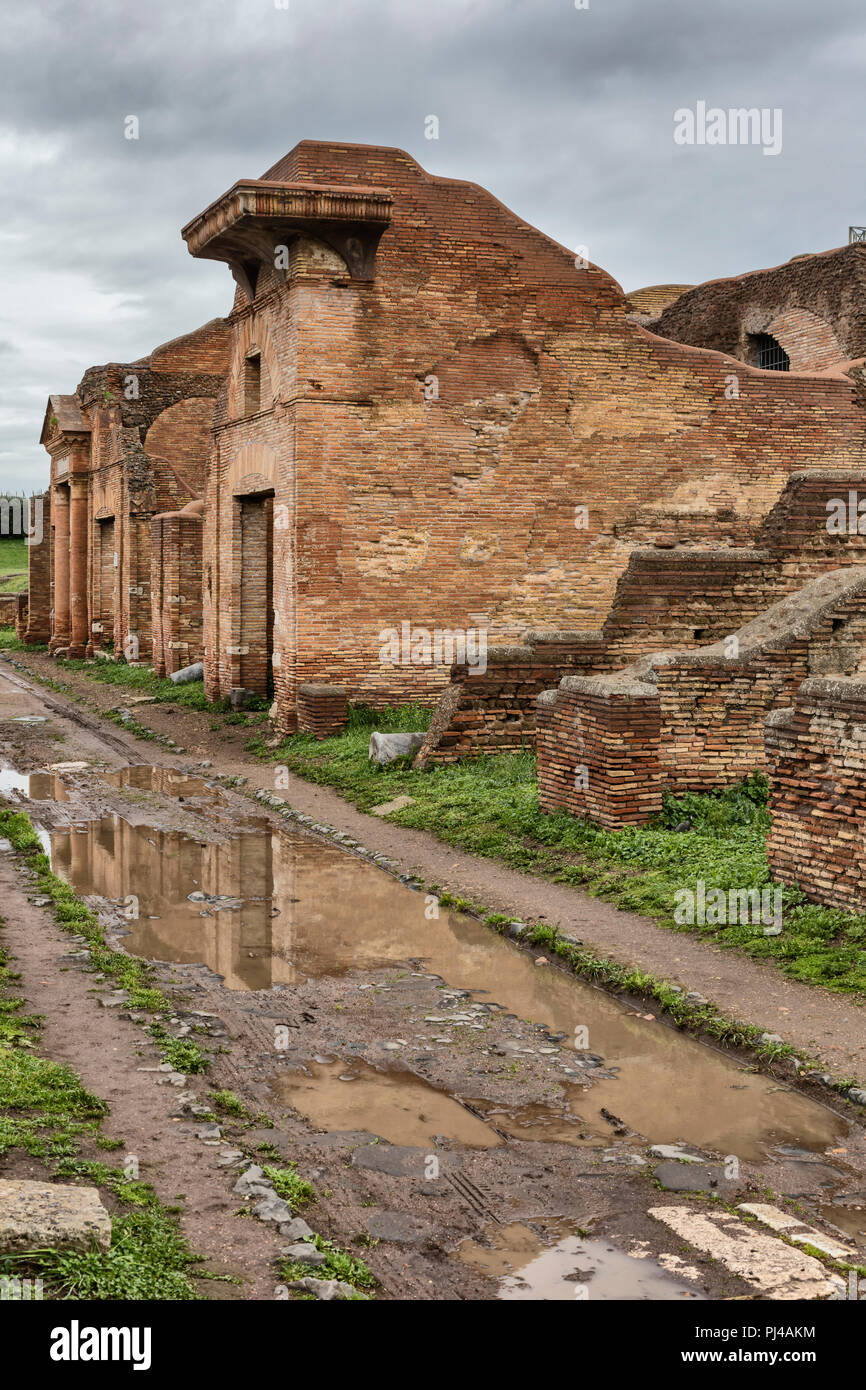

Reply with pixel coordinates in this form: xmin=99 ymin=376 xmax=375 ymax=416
xmin=106 ymin=765 xmax=224 ymax=806
xmin=459 ymin=1222 xmax=704 ymax=1300
xmin=273 ymin=1058 xmax=500 ymax=1149
xmin=44 ymin=789 xmax=848 ymax=1158
xmin=819 ymin=1203 xmax=866 ymax=1243
xmin=0 ymin=766 xmax=68 ymax=800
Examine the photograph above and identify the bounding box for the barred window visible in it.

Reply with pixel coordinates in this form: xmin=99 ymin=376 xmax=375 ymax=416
xmin=750 ymin=333 xmax=790 ymax=371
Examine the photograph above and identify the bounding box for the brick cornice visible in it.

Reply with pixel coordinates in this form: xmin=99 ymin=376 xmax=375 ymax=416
xmin=182 ymin=180 xmax=393 ymax=297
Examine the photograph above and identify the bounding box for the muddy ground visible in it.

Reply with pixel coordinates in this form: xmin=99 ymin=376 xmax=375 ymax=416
xmin=1 ymin=652 xmax=865 ymax=1302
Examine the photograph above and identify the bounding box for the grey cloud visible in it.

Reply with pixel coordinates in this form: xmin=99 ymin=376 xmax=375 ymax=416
xmin=1 ymin=0 xmax=864 ymax=489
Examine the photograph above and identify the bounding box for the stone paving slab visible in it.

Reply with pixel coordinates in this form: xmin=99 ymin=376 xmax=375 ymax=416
xmin=0 ymin=1180 xmax=111 ymax=1254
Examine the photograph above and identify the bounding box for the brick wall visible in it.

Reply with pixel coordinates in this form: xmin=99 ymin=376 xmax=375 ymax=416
xmin=536 ymin=675 xmax=662 ymax=828
xmin=150 ymin=502 xmax=204 ymax=676
xmin=537 ymin=567 xmax=866 ymax=826
xmin=187 ymin=143 xmax=866 ymax=736
xmin=38 ymin=320 xmax=229 ymax=663
xmin=422 ymin=464 xmax=866 ymax=764
xmin=766 ymin=676 xmax=866 ymax=912
xmin=414 ymin=635 xmax=609 ymax=766
xmin=654 ymin=244 xmax=866 ymax=370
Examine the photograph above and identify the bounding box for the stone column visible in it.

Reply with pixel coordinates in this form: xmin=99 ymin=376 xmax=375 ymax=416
xmin=67 ymin=475 xmax=89 ymax=658
xmin=49 ymin=484 xmax=70 ymax=653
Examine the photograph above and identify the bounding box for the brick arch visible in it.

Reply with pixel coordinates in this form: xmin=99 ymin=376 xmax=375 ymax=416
xmin=228 ymin=316 xmax=279 ymax=418
xmin=144 ymin=397 xmax=215 ymax=504
xmin=228 ymin=441 xmax=278 ymax=497
xmin=765 ymin=309 xmax=846 ymax=373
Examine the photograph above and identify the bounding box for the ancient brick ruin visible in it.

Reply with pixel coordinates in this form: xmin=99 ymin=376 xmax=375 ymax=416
xmin=35 ymin=320 xmax=229 ymax=663
xmin=651 ymin=244 xmax=866 ymax=375
xmin=179 ymin=142 xmax=865 ymax=735
xmin=766 ymin=676 xmax=866 ymax=912
xmin=19 ymin=142 xmax=866 ymax=912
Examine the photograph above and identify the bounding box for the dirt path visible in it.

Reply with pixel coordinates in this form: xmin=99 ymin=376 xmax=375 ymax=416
xmin=7 ymin=649 xmax=865 ymax=1086
xmin=1 ymin=654 xmax=866 ymax=1302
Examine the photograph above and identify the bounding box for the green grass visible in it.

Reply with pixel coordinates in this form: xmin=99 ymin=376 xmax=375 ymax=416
xmin=251 ymin=718 xmax=866 ymax=998
xmin=278 ymin=1235 xmax=375 ymax=1295
xmin=208 ymin=1088 xmax=250 ymax=1119
xmin=0 ymin=920 xmax=204 ymax=1299
xmin=262 ymin=1164 xmax=315 ymax=1212
xmin=54 ymin=656 xmax=232 ymax=711
xmin=0 ymin=537 xmax=29 ymax=591
xmin=10 ymin=1205 xmax=203 ymax=1301
xmin=146 ymin=1022 xmax=209 ymax=1076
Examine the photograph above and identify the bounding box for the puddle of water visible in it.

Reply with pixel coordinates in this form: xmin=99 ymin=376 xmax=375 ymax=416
xmin=819 ymin=1203 xmax=866 ymax=1243
xmin=49 ymin=816 xmax=278 ymax=991
xmin=273 ymin=1057 xmax=500 ymax=1149
xmin=458 ymin=1222 xmax=704 ymax=1300
xmin=274 ymin=1059 xmax=615 ymax=1149
xmin=43 ymin=793 xmax=848 ymax=1158
xmin=0 ymin=766 xmax=68 ymax=800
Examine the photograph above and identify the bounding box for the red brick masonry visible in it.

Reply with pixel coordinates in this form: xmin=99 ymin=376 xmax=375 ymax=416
xmin=536 ymin=567 xmax=866 ymax=828
xmin=296 ymin=684 xmax=348 ymax=740
xmin=766 ymin=676 xmax=866 ymax=912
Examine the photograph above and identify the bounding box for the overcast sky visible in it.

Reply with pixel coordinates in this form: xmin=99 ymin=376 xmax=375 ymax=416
xmin=1 ymin=0 xmax=864 ymax=493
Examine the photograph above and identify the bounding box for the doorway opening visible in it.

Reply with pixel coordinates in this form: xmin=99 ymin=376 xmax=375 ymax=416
xmin=96 ymin=517 xmax=116 ymax=651
xmin=239 ymin=491 xmax=274 ymax=698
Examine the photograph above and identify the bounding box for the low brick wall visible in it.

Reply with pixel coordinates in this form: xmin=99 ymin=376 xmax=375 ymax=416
xmin=537 ymin=675 xmax=662 ymax=827
xmin=0 ymin=592 xmax=19 ymax=627
xmin=537 ymin=567 xmax=866 ymax=827
xmin=297 ymin=683 xmax=348 ymax=739
xmin=766 ymin=677 xmax=866 ymax=912
xmin=413 ymin=635 xmax=609 ymax=767
xmin=601 ymin=547 xmax=777 ymax=658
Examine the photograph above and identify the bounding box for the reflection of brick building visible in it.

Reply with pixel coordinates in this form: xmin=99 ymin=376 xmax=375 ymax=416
xmin=183 ymin=142 xmax=866 ymax=734
xmin=37 ymin=321 xmax=229 ymax=660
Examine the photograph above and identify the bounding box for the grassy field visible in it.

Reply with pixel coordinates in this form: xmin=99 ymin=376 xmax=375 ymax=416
xmin=0 ymin=537 xmax=29 ymax=592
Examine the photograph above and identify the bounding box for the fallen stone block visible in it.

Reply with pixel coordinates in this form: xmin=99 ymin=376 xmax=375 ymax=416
xmin=282 ymin=1242 xmax=327 ymax=1266
xmin=169 ymin=661 xmax=204 ymax=685
xmin=287 ymin=1276 xmax=363 ymax=1301
xmin=370 ymin=794 xmax=416 ymax=817
xmin=0 ymin=1180 xmax=111 ymax=1254
xmin=369 ymin=731 xmax=426 ymax=765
